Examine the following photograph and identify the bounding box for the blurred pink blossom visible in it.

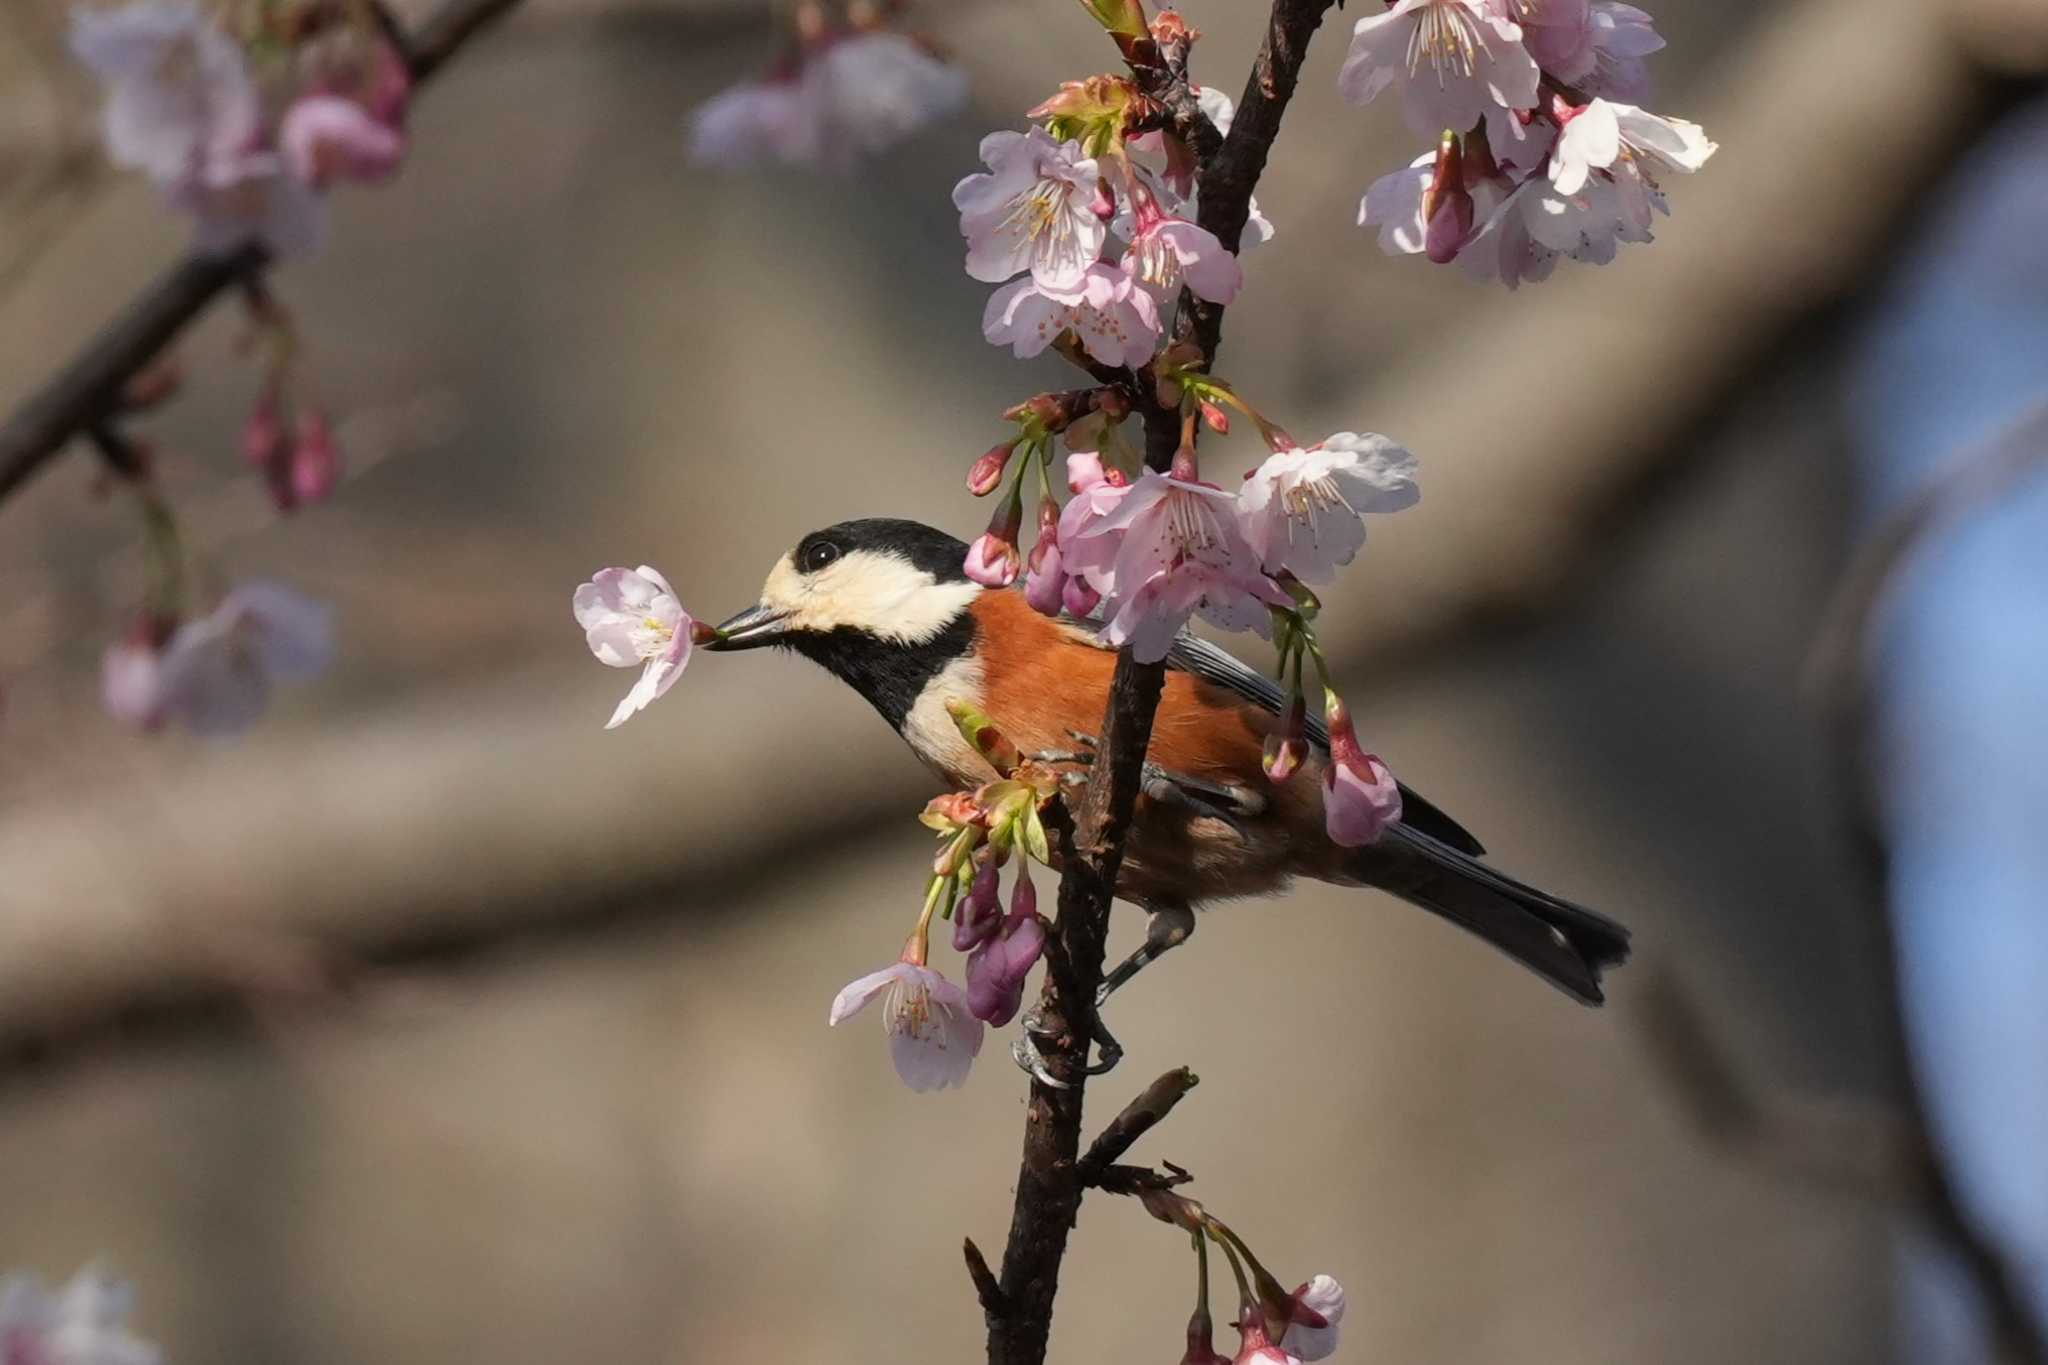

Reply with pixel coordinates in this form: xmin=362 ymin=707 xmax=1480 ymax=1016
xmin=0 ymin=1265 xmax=161 ymax=1365
xmin=573 ymin=565 xmax=695 ymax=730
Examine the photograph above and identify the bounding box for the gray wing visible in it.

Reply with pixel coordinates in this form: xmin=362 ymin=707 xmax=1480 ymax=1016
xmin=1162 ymin=633 xmax=1488 ymax=857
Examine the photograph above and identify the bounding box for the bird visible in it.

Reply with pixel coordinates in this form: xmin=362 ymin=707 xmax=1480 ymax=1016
xmin=705 ymin=517 xmax=1630 ymax=1065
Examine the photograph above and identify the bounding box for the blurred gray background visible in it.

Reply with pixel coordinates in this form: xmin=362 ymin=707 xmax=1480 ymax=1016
xmin=1 ymin=0 xmax=2043 ymax=1359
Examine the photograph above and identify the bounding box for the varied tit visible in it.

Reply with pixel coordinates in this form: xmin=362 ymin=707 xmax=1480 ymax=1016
xmin=706 ymin=518 xmax=1630 ymax=1049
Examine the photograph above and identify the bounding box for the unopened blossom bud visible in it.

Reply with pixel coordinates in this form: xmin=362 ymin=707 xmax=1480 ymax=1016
xmin=290 ymin=410 xmax=341 ymax=504
xmin=1277 ymin=1275 xmax=1346 ymax=1361
xmin=967 ymin=439 xmax=1020 ymax=496
xmin=1322 ymin=691 xmax=1402 ymax=846
xmin=121 ymin=359 xmax=183 ymax=411
xmin=1183 ymin=1312 xmax=1231 ymax=1365
xmin=1262 ymin=690 xmax=1308 ymax=783
xmin=1422 ymin=131 xmax=1473 ymax=265
xmin=102 ymin=621 xmax=169 ymax=729
xmin=243 ymin=396 xmax=287 ymax=470
xmin=1230 ymin=1306 xmax=1296 ymax=1365
xmin=964 ymin=864 xmax=1046 ymax=1026
xmin=920 ymin=790 xmax=985 ymax=832
xmin=1095 ymin=385 xmax=1130 ymax=421
xmin=366 ymin=39 xmax=412 ymax=128
xmin=1062 ymin=574 xmax=1101 ymax=618
xmin=1200 ymin=399 xmax=1230 ymax=434
xmin=948 ymin=699 xmax=1024 ymax=774
xmin=964 ymin=494 xmax=1024 ymax=588
xmin=280 ymin=93 xmax=406 ymax=187
xmin=954 ymin=859 xmax=1003 ymax=951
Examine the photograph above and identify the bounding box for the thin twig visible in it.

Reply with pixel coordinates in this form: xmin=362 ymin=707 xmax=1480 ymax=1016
xmin=982 ymin=5 xmax=1332 ymax=1362
xmin=963 ymin=1237 xmax=1008 ymax=1322
xmin=0 ymin=0 xmax=532 ymax=508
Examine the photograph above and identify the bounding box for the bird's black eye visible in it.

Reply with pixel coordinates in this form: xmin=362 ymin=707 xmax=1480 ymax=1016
xmin=800 ymin=539 xmax=841 ymax=573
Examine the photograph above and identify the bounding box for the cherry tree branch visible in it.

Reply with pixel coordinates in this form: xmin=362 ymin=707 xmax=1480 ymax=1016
xmin=981 ymin=6 xmax=1332 ymax=1362
xmin=0 ymin=0 xmax=532 ymax=507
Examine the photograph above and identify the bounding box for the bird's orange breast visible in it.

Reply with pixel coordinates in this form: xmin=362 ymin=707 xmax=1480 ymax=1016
xmin=967 ymin=591 xmax=1337 ymax=906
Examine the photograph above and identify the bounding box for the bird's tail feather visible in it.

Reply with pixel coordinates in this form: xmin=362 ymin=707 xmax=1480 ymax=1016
xmin=1362 ymin=825 xmax=1632 ymax=1005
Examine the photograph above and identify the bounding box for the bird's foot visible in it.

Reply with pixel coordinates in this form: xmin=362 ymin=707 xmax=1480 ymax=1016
xmin=1010 ymin=1033 xmax=1070 ymax=1089
xmin=1008 ymin=1003 xmax=1122 ymax=1082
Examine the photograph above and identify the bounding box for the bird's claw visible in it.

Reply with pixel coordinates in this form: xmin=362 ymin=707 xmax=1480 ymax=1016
xmin=1011 ymin=1033 xmax=1070 ymax=1089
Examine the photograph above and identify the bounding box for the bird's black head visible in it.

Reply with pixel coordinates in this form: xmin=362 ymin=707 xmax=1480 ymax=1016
xmin=704 ymin=518 xmax=982 ymax=728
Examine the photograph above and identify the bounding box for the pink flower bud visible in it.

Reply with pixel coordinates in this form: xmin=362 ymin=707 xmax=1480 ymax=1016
xmin=1024 ymin=537 xmax=1067 ymax=616
xmin=281 ymin=94 xmax=406 ymax=188
xmin=964 ymin=865 xmax=1045 ymax=1025
xmin=1322 ymin=693 xmax=1402 ymax=846
xmin=366 ymin=40 xmax=412 ymax=129
xmin=967 ymin=439 xmax=1019 ymax=496
xmin=290 ymin=411 xmax=342 ymax=504
xmin=1200 ymin=399 xmax=1230 ymax=434
xmin=1061 ymin=574 xmax=1101 ymax=618
xmin=964 ymin=496 xmax=1024 ymax=587
xmin=1278 ymin=1275 xmax=1346 ymax=1361
xmin=954 ymin=860 xmax=1002 ymax=952
xmin=1262 ymin=691 xmax=1308 ymax=783
xmin=243 ymin=398 xmax=287 ymax=470
xmin=1422 ymin=131 xmax=1474 ymax=264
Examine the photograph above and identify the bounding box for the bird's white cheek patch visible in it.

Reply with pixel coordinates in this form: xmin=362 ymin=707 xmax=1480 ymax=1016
xmin=901 ymin=655 xmax=994 ymax=786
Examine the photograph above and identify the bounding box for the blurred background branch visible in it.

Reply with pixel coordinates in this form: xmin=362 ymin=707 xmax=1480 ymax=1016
xmin=0 ymin=0 xmax=531 ymax=504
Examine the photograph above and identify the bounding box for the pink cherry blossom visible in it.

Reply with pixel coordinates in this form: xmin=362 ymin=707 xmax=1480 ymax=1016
xmin=0 ymin=1265 xmax=163 ymax=1365
xmin=1023 ymin=497 xmax=1068 ymax=615
xmin=70 ymin=1 xmax=329 ymax=256
xmin=69 ymin=0 xmax=260 ymax=186
xmin=965 ymin=494 xmax=1025 ymax=587
xmin=686 ymin=33 xmax=964 ymax=170
xmin=574 ymin=565 xmax=695 ymax=730
xmin=687 ymin=78 xmax=813 ymax=167
xmin=1322 ymin=694 xmax=1402 ymax=846
xmin=1277 ymin=1275 xmax=1346 ymax=1361
xmin=830 ymin=958 xmax=983 ymax=1091
xmin=280 ymin=94 xmax=406 ymax=188
xmin=1337 ymin=0 xmax=1540 ymax=138
xmin=1523 ymin=0 xmax=1664 ymax=100
xmin=982 ymin=263 xmax=1161 ymax=369
xmin=954 ymin=128 xmax=1108 ymax=289
xmin=1122 ymin=205 xmax=1242 ymax=305
xmin=1063 ymin=470 xmax=1290 ymax=663
xmin=106 ymin=582 xmax=334 ymax=736
xmin=1549 ymin=98 xmax=1715 ymax=213
xmin=804 ymin=32 xmax=968 ymax=167
xmin=1238 ymin=433 xmax=1418 ymax=583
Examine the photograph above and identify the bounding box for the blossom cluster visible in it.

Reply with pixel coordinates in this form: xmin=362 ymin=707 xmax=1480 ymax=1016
xmin=1345 ymin=0 xmax=1715 ymax=287
xmin=0 ymin=1265 xmax=161 ymax=1365
xmin=70 ymin=0 xmax=411 ymax=259
xmin=1143 ymin=1188 xmax=1350 ymax=1365
xmin=957 ymin=86 xmax=1247 ymax=372
xmin=830 ymin=705 xmax=1058 ymax=1090
xmin=687 ymin=7 xmax=967 ymax=171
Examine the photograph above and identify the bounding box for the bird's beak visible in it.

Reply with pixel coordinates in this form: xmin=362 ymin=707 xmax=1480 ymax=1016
xmin=703 ymin=603 xmax=791 ymax=652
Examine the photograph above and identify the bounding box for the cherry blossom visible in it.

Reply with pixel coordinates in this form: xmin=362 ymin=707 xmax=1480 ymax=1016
xmin=0 ymin=1265 xmax=162 ymax=1365
xmin=1122 ymin=201 xmax=1243 ymax=305
xmin=954 ymin=128 xmax=1108 ymax=289
xmin=1062 ymin=469 xmax=1290 ymax=664
xmin=103 ymin=582 xmax=334 ymax=736
xmin=687 ymin=78 xmax=813 ymax=167
xmin=1522 ymin=0 xmax=1664 ymax=101
xmin=982 ymin=264 xmax=1161 ymax=369
xmin=830 ymin=957 xmax=984 ymax=1091
xmin=806 ymin=32 xmax=969 ymax=167
xmin=69 ymin=0 xmax=329 ymax=256
xmin=1237 ymin=434 xmax=1419 ymax=582
xmin=68 ymin=0 xmax=259 ymax=186
xmin=574 ymin=565 xmax=696 ymax=730
xmin=687 ymin=32 xmax=965 ymax=170
xmin=1549 ymin=98 xmax=1716 ymax=227
xmin=1277 ymin=1275 xmax=1346 ymax=1361
xmin=280 ymin=94 xmax=406 ymax=188
xmin=1322 ymin=693 xmax=1402 ymax=846
xmin=1337 ymin=0 xmax=1540 ymax=138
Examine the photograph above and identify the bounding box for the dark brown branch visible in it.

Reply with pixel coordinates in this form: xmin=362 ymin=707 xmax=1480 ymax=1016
xmin=1077 ymin=1066 xmax=1199 ymax=1184
xmin=1088 ymin=1161 xmax=1194 ymax=1195
xmin=982 ymin=4 xmax=1332 ymax=1361
xmin=0 ymin=0 xmax=531 ymax=508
